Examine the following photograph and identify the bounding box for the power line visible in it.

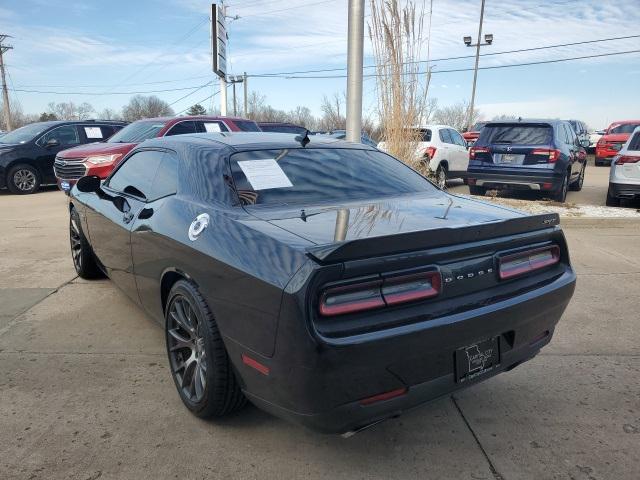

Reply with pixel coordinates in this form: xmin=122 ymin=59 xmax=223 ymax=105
xmin=14 ymin=74 xmax=213 ymax=89
xmin=237 ymin=0 xmax=338 ymax=19
xmin=7 ymin=83 xmax=222 ymax=96
xmin=248 ymin=49 xmax=640 ymax=79
xmin=168 ymin=81 xmax=214 ymax=106
xmin=175 ymin=90 xmax=221 ymax=115
xmin=249 ymin=33 xmax=640 ymax=77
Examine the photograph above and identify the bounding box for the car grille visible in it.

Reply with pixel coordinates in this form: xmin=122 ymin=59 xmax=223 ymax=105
xmin=54 ymin=158 xmax=87 ymax=180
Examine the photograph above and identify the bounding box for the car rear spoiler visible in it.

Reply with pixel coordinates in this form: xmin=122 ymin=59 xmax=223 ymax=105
xmin=306 ymin=213 xmax=560 ymax=264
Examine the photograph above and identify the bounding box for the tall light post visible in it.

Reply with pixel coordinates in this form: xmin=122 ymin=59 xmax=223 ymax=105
xmin=345 ymin=0 xmax=364 ymax=143
xmin=464 ymin=0 xmax=492 ymax=131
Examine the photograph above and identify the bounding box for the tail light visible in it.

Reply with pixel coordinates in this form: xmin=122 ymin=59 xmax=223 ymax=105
xmin=469 ymin=146 xmax=490 ymax=159
xmin=425 ymin=146 xmax=437 ymax=159
xmin=498 ymin=245 xmax=560 ymax=280
xmin=615 ymin=155 xmax=640 ymax=164
xmin=359 ymin=387 xmax=408 ymax=406
xmin=319 ymin=271 xmax=442 ymax=317
xmin=532 ymin=149 xmax=561 ymax=163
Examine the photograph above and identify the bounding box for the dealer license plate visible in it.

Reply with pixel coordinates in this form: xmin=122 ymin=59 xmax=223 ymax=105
xmin=455 ymin=337 xmax=500 ymax=383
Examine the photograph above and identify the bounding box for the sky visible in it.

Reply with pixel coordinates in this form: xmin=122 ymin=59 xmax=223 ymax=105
xmin=1 ymin=0 xmax=639 ymax=130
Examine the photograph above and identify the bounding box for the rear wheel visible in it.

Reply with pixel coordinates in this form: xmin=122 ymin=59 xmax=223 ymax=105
xmin=7 ymin=163 xmax=40 ymax=195
xmin=552 ymin=171 xmax=569 ymax=202
xmin=165 ymin=280 xmax=246 ymax=418
xmin=435 ymin=164 xmax=447 ymax=190
xmin=605 ymin=186 xmax=620 ymax=207
xmin=69 ymin=209 xmax=103 ymax=279
xmin=569 ymin=163 xmax=585 ymax=191
xmin=469 ymin=185 xmax=486 ymax=196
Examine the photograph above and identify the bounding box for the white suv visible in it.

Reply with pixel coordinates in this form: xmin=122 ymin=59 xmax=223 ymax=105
xmin=606 ymin=126 xmax=640 ymax=206
xmin=378 ymin=125 xmax=469 ymax=189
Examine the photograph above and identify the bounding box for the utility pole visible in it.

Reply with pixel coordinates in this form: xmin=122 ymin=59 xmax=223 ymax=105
xmin=345 ymin=0 xmax=364 ymax=143
xmin=243 ymin=72 xmax=248 ymax=117
xmin=0 ymin=34 xmax=13 ymax=131
xmin=463 ymin=0 xmax=492 ymax=131
xmin=232 ymin=81 xmax=237 ymax=116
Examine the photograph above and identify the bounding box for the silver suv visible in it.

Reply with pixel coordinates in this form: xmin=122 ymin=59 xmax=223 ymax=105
xmin=606 ymin=126 xmax=640 ymax=206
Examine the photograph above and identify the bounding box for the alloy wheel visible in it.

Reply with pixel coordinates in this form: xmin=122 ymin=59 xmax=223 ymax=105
xmin=69 ymin=217 xmax=83 ymax=272
xmin=13 ymin=169 xmax=36 ymax=192
xmin=167 ymin=296 xmax=208 ymax=403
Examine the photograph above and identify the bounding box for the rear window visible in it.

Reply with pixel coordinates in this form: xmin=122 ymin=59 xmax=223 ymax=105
xmin=481 ymin=124 xmax=552 ymax=145
xmin=229 ymin=148 xmax=434 ymax=206
xmin=609 ymin=123 xmax=640 ymax=134
xmin=628 ymin=132 xmax=640 ymax=151
xmin=109 ymin=121 xmax=164 ymax=143
xmin=472 ymin=122 xmax=487 ymax=131
xmin=233 ymin=120 xmax=261 ymax=132
xmin=260 ymin=124 xmax=306 ymax=134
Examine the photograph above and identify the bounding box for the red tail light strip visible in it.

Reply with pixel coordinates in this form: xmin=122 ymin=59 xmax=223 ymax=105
xmin=498 ymin=245 xmax=560 ymax=280
xmin=532 ymin=149 xmax=561 ymax=163
xmin=319 ymin=271 xmax=442 ymax=317
xmin=359 ymin=387 xmax=408 ymax=406
xmin=242 ymin=354 xmax=270 ymax=376
xmin=469 ymin=146 xmax=490 ymax=159
xmin=615 ymin=155 xmax=640 ymax=164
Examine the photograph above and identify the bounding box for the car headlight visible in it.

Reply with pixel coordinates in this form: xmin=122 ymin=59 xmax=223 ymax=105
xmin=85 ymin=154 xmax=122 ymax=165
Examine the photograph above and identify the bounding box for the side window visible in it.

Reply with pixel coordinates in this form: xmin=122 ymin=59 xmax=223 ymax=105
xmin=565 ymin=124 xmax=576 ymax=145
xmin=99 ymin=126 xmax=116 ymax=139
xmin=165 ymin=121 xmax=197 ymax=136
xmin=200 ymin=121 xmax=229 ymax=133
xmin=439 ymin=129 xmax=452 ymax=144
xmin=449 ymin=129 xmax=466 ymax=147
xmin=40 ymin=125 xmax=80 ymax=146
xmin=148 ymin=152 xmax=178 ymax=201
xmin=106 ymin=150 xmax=164 ymax=199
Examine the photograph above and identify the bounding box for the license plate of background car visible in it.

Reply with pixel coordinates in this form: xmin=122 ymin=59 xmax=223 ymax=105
xmin=493 ymin=153 xmax=524 ymax=164
xmin=455 ymin=336 xmax=500 ymax=383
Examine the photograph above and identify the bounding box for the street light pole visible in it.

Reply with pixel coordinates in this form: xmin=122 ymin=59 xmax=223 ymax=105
xmin=345 ymin=0 xmax=364 ymax=143
xmin=465 ymin=0 xmax=492 ymax=131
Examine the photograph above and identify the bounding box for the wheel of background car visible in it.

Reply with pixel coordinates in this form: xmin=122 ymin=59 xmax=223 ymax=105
xmin=553 ymin=172 xmax=569 ymax=202
xmin=165 ymin=280 xmax=246 ymax=418
xmin=6 ymin=163 xmax=40 ymax=195
xmin=569 ymin=163 xmax=585 ymax=192
xmin=469 ymin=185 xmax=486 ymax=196
xmin=605 ymin=187 xmax=620 ymax=207
xmin=69 ymin=208 xmax=104 ymax=279
xmin=436 ymin=164 xmax=447 ymax=190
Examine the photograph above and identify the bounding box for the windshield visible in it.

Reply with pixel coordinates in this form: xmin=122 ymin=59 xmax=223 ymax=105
xmin=234 ymin=120 xmax=261 ymax=132
xmin=609 ymin=123 xmax=640 ymax=135
xmin=0 ymin=123 xmax=51 ymax=144
xmin=482 ymin=124 xmax=552 ymax=145
xmin=108 ymin=121 xmax=165 ymax=143
xmin=230 ymin=148 xmax=434 ymax=206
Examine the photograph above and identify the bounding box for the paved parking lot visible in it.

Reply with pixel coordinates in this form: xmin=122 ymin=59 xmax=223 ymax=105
xmin=1 ymin=188 xmax=639 ymax=480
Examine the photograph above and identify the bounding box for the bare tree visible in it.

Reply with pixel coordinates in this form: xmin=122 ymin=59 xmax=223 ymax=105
xmin=98 ymin=107 xmax=122 ymax=120
xmin=368 ymin=0 xmax=432 ymax=171
xmin=1 ymin=99 xmax=38 ymax=129
xmin=121 ymin=95 xmax=174 ymax=121
xmin=492 ymin=114 xmax=517 ymax=121
xmin=318 ymin=92 xmax=346 ymax=131
xmin=434 ymin=100 xmax=480 ymax=132
xmin=47 ymin=101 xmax=95 ymax=120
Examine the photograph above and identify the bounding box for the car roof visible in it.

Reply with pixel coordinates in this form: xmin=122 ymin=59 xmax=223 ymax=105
xmin=484 ymin=118 xmax=565 ymax=126
xmin=138 ymin=132 xmax=375 ymax=151
xmin=132 ymin=115 xmax=254 ymax=125
xmin=27 ymin=120 xmax=126 ymax=128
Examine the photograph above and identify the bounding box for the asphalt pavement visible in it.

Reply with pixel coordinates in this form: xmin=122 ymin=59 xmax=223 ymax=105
xmin=1 ymin=186 xmax=639 ymax=480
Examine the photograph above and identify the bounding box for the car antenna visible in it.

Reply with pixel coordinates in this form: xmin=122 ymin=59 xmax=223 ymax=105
xmin=295 ymin=130 xmax=310 ymax=148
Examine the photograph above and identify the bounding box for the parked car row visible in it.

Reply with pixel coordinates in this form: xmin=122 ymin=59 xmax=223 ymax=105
xmin=595 ymin=120 xmax=640 ymax=166
xmin=67 ymin=130 xmax=576 ymax=433
xmin=606 ymin=126 xmax=640 ymax=206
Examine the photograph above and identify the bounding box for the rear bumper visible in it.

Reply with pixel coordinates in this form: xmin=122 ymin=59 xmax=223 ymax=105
xmin=234 ymin=268 xmax=576 ymax=434
xmin=466 ymin=168 xmax=563 ymax=191
xmin=609 ymin=182 xmax=640 ymax=199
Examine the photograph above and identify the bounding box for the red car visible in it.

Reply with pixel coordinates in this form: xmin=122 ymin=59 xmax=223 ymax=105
xmin=461 ymin=121 xmax=487 ymax=146
xmin=54 ymin=115 xmax=260 ymax=192
xmin=595 ymin=120 xmax=640 ymax=166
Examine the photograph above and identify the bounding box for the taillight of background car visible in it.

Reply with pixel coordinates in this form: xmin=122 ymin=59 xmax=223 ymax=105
xmin=469 ymin=146 xmax=490 ymax=159
xmin=614 ymin=155 xmax=640 ymax=164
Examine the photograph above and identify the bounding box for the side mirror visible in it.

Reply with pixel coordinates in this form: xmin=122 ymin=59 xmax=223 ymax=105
xmin=76 ymin=175 xmax=102 ymax=193
xmin=45 ymin=138 xmax=60 ymax=148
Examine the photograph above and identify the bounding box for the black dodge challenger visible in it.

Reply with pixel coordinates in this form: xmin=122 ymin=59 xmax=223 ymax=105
xmin=69 ymin=132 xmax=576 ymax=434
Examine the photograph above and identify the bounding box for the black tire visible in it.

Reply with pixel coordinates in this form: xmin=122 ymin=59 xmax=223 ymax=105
xmin=69 ymin=208 xmax=103 ymax=279
xmin=569 ymin=163 xmax=585 ymax=191
xmin=435 ymin=164 xmax=447 ymax=190
xmin=605 ymin=187 xmax=620 ymax=207
xmin=552 ymin=171 xmax=569 ymax=202
xmin=469 ymin=185 xmax=486 ymax=196
xmin=165 ymin=280 xmax=246 ymax=418
xmin=6 ymin=163 xmax=41 ymax=195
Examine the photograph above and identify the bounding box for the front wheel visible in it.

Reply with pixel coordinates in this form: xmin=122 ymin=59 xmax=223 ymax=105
xmin=69 ymin=209 xmax=103 ymax=279
xmin=166 ymin=280 xmax=246 ymax=418
xmin=7 ymin=163 xmax=40 ymax=195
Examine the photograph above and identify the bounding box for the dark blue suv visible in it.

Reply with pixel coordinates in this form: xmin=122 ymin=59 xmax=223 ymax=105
xmin=467 ymin=119 xmax=588 ymax=202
